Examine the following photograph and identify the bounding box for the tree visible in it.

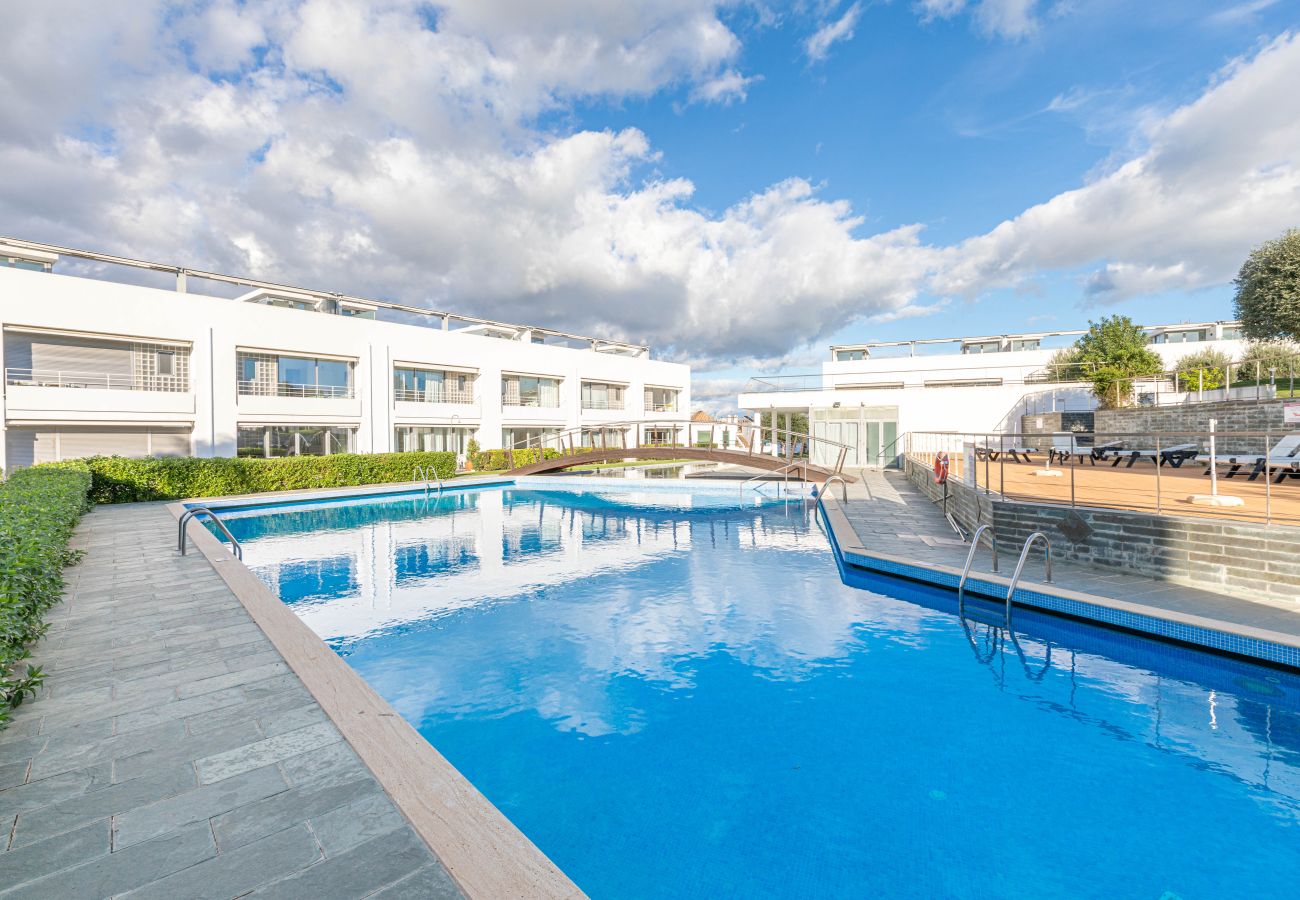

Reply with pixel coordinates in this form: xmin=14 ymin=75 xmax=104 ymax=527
xmin=1234 ymin=229 xmax=1300 ymax=342
xmin=1072 ymin=315 xmax=1164 ymax=408
xmin=1173 ymin=348 xmax=1232 ymax=392
xmin=1045 ymin=346 xmax=1087 ymax=382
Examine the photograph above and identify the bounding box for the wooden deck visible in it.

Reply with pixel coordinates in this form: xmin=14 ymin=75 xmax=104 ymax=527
xmin=947 ymin=455 xmax=1300 ymax=526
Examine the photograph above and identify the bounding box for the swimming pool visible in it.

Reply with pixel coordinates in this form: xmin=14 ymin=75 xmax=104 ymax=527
xmin=212 ymin=480 xmax=1300 ymax=899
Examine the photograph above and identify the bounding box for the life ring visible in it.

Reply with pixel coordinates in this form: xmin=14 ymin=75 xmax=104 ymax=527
xmin=933 ymin=452 xmax=949 ymax=485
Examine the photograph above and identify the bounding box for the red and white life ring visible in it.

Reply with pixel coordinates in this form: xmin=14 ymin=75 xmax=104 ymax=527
xmin=933 ymin=452 xmax=950 ymax=485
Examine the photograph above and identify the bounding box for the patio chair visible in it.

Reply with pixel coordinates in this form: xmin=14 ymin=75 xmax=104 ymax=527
xmin=1047 ymin=434 xmax=1116 ymax=466
xmin=1110 ymin=443 xmax=1198 ymax=468
xmin=1213 ymin=434 xmax=1300 ymax=482
xmin=975 ymin=443 xmax=1038 ymax=464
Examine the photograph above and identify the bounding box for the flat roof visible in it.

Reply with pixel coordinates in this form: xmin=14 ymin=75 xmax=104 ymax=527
xmin=830 ymin=320 xmax=1242 ymax=354
xmin=0 ymin=236 xmax=651 ymax=357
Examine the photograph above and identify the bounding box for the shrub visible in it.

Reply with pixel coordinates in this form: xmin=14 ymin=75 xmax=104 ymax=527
xmin=1045 ymin=347 xmax=1087 ymax=382
xmin=1173 ymin=348 xmax=1233 ymax=392
xmin=1 ymin=465 xmax=93 ymax=730
xmin=468 ymin=447 xmax=561 ymax=471
xmin=51 ymin=451 xmax=457 ymax=504
xmin=1072 ymin=315 xmax=1165 ymax=408
xmin=1236 ymin=340 xmax=1300 ymax=384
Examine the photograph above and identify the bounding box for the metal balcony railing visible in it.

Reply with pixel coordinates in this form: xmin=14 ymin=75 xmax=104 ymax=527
xmin=648 ymin=402 xmax=678 ymax=412
xmin=581 ymin=399 xmax=626 ymax=411
xmin=501 ymin=396 xmax=562 ymax=409
xmin=393 ymin=387 xmax=475 ymax=404
xmin=237 ymin=380 xmax=354 ymax=399
xmin=5 ymin=367 xmax=190 ymax=393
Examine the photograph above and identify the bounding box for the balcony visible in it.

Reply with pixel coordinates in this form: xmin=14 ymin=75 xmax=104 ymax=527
xmin=237 ymin=380 xmax=354 ymax=399
xmin=4 ymin=368 xmax=194 ymax=422
xmin=394 ymin=387 xmax=474 ymax=404
xmin=581 ymin=399 xmax=626 ymax=411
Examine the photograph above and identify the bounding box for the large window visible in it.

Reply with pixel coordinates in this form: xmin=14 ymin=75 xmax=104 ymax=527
xmin=580 ymin=427 xmax=626 ymax=448
xmin=502 ymin=427 xmax=561 ymax=450
xmin=502 ymin=375 xmax=560 ymax=408
xmin=393 ymin=367 xmax=474 ymax=404
xmin=394 ymin=426 xmax=473 ymax=455
xmin=1150 ymin=329 xmax=1209 ymax=345
xmin=835 ymin=349 xmax=867 ymax=361
xmin=236 ymin=425 xmax=355 ymax=458
xmin=581 ymin=381 xmax=625 ymax=410
xmin=237 ymin=352 xmax=354 ymax=398
xmin=644 ymin=387 xmax=679 ymax=413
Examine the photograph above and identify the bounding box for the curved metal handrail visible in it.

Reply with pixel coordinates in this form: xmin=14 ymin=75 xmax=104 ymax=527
xmin=956 ymin=524 xmax=999 ymax=615
xmin=740 ymin=462 xmax=802 ymax=497
xmin=1004 ymin=532 xmax=1052 ymax=626
xmin=819 ymin=474 xmax=848 ymax=503
xmin=178 ymin=506 xmax=242 ymax=560
xmin=413 ymin=465 xmax=444 ymax=495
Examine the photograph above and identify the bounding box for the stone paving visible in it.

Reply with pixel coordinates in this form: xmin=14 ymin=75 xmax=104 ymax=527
xmin=0 ymin=503 xmax=463 ymax=899
xmin=839 ymin=469 xmax=1300 ymax=639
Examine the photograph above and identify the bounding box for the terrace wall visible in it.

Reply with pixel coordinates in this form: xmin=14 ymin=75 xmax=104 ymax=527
xmin=903 ymin=457 xmax=1300 ymax=604
xmin=1095 ymin=399 xmax=1291 ymax=454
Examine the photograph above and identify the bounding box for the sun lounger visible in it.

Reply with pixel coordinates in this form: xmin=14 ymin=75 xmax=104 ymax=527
xmin=975 ymin=444 xmax=1038 ymax=464
xmin=1110 ymin=444 xmax=1197 ymax=468
xmin=1212 ymin=434 xmax=1300 ymax=482
xmin=1048 ymin=436 xmax=1123 ymax=466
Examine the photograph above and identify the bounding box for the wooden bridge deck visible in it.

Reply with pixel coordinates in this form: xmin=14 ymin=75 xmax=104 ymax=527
xmin=503 ymin=447 xmax=854 ymax=482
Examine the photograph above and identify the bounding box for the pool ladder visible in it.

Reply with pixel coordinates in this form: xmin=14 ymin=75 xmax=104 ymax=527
xmin=177 ymin=506 xmax=243 ymax=560
xmin=957 ymin=527 xmax=1052 ymax=627
xmin=413 ymin=465 xmax=444 ymax=497
xmin=740 ymin=462 xmax=802 ymax=498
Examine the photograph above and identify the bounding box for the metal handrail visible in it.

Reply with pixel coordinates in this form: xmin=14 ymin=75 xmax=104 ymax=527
xmin=957 ymin=524 xmax=999 ymax=614
xmin=1004 ymin=532 xmax=1052 ymax=625
xmin=820 ymin=474 xmax=848 ymax=502
xmin=178 ymin=506 xmax=242 ymax=560
xmin=413 ymin=465 xmax=444 ymax=495
xmin=4 ymin=367 xmax=190 ymax=393
xmin=741 ymin=462 xmax=802 ymax=497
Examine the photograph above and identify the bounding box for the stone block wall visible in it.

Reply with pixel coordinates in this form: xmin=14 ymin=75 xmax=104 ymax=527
xmin=1095 ymin=399 xmax=1291 ymax=455
xmin=905 ymin=454 xmax=1300 ymax=604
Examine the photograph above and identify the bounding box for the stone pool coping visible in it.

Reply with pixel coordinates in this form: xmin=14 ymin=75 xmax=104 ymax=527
xmin=169 ymin=479 xmax=586 ymax=900
xmin=818 ymin=494 xmax=1300 ymax=670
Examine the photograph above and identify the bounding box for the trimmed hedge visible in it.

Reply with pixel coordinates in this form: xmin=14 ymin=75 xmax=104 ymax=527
xmin=469 ymin=448 xmax=562 ymax=471
xmin=51 ymin=451 xmax=458 ymax=504
xmin=1 ymin=465 xmax=93 ymax=729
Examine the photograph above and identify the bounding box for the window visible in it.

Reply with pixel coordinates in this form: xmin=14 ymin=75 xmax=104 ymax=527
xmin=156 ymin=350 xmax=174 ymax=376
xmin=581 ymin=381 xmax=625 ymax=410
xmin=1150 ymin=329 xmax=1208 ymax=345
xmin=923 ymin=378 xmax=1004 ymax=388
xmin=393 ymin=368 xmax=474 ymax=403
xmin=580 ymin=427 xmax=625 ymax=448
xmin=502 ymin=375 xmax=560 ymax=408
xmin=835 ymin=349 xmax=867 ymax=361
xmin=962 ymin=341 xmax=1002 ymax=354
xmin=1009 ymin=339 xmax=1040 ymax=351
xmin=502 ymin=427 xmax=561 ymax=450
xmin=1 ymin=257 xmax=52 ymax=272
xmin=237 ymin=353 xmax=355 ymax=398
xmin=1220 ymin=326 xmax=1244 ymax=340
xmin=642 ymin=428 xmax=677 ymax=446
xmin=394 ymin=426 xmax=473 ymax=454
xmin=644 ymin=387 xmax=679 ymax=412
xmin=236 ymin=425 xmax=355 ymax=458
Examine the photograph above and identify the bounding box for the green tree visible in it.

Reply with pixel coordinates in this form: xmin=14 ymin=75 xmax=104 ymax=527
xmin=1072 ymin=315 xmax=1164 ymax=408
xmin=1234 ymin=229 xmax=1300 ymax=341
xmin=1173 ymin=348 xmax=1232 ymax=392
xmin=1045 ymin=346 xmax=1087 ymax=382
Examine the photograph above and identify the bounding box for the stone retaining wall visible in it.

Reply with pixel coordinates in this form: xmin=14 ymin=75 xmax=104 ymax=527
xmin=1096 ymin=399 xmax=1291 ymax=455
xmin=905 ymin=456 xmax=1300 ymax=604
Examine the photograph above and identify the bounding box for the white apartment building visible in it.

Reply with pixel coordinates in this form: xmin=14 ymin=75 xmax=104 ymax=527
xmin=737 ymin=322 xmax=1248 ymax=468
xmin=0 ymin=239 xmax=690 ymax=471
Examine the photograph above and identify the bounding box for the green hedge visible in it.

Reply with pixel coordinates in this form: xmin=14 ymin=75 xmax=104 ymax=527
xmin=1 ymin=465 xmax=93 ymax=729
xmin=50 ymin=451 xmax=458 ymax=504
xmin=469 ymin=448 xmax=561 ymax=471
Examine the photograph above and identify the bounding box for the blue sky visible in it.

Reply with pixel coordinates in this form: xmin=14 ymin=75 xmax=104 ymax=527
xmin=1 ymin=1 xmax=1299 ymax=408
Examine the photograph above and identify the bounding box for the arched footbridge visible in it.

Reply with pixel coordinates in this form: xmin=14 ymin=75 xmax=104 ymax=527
xmin=500 ymin=421 xmax=855 ymax=484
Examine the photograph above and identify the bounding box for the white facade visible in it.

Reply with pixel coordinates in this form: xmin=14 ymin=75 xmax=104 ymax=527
xmin=0 ymin=242 xmax=690 ymax=471
xmin=738 ymin=322 xmax=1248 ymax=467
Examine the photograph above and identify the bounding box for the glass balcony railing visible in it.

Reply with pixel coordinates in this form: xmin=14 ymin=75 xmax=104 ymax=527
xmin=393 ymin=387 xmax=475 ymax=404
xmin=5 ymin=367 xmax=190 ymax=393
xmin=237 ymin=380 xmax=354 ymax=399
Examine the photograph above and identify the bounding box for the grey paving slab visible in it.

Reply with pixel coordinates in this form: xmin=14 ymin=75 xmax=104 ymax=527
xmin=0 ymin=501 xmax=463 ymax=898
xmin=838 ymin=469 xmax=1300 ymax=644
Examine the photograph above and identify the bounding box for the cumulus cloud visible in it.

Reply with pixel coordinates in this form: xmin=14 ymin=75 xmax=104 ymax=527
xmin=805 ymin=2 xmax=863 ymax=62
xmin=0 ymin=2 xmax=1298 ymax=372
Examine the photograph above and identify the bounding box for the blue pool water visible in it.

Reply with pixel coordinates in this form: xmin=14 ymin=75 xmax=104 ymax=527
xmin=214 ymin=481 xmax=1300 ymax=899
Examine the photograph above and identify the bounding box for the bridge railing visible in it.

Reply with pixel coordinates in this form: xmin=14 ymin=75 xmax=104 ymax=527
xmin=505 ymin=420 xmax=852 ymax=475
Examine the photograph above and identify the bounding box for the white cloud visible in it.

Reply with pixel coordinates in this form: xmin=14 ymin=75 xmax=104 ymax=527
xmin=805 ymin=2 xmax=863 ymax=62
xmin=914 ymin=0 xmax=1042 ymax=39
xmin=0 ymin=3 xmax=1298 ymax=373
